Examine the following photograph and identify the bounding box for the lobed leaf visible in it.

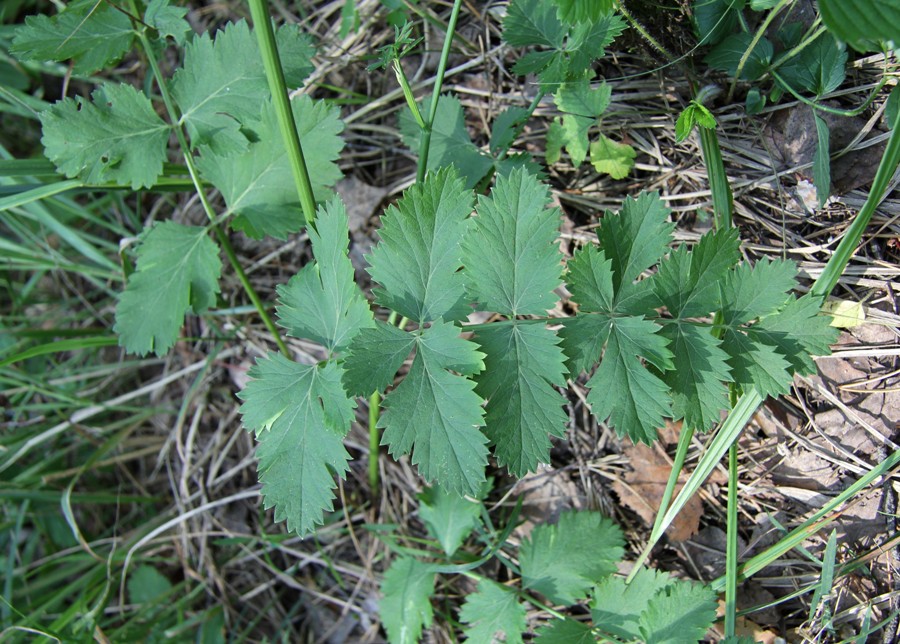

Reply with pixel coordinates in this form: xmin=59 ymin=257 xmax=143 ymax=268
xmin=638 ymin=580 xmax=718 ymax=644
xmin=503 ymin=0 xmax=566 ymax=49
xmin=719 ymin=258 xmax=797 ymax=326
xmin=463 ymin=168 xmax=563 ymax=316
xmin=459 ymin=580 xmax=526 ymax=644
xmin=591 ymin=568 xmax=673 ymax=641
xmin=553 ymin=0 xmax=616 ymax=25
xmin=555 ymin=77 xmax=611 ymax=119
xmin=590 ymin=133 xmax=636 ymax=179
xmin=40 ymin=84 xmax=170 ymax=189
xmin=379 ymin=557 xmax=437 ymax=644
xmin=145 ymin=0 xmax=191 ymax=46
xmin=341 ymin=321 xmax=415 ymax=397
xmin=114 ymin=222 xmax=221 ymax=356
xmin=196 ymin=95 xmax=344 ymax=239
xmin=275 ymin=198 xmax=372 ymax=354
xmin=418 ymin=484 xmax=484 ymax=556
xmin=747 ymin=294 xmax=839 ymax=375
xmin=238 ymin=356 xmax=354 ymax=535
xmin=367 ymin=168 xmax=474 ymax=324
xmin=519 ymin=510 xmax=624 ymax=605
xmin=720 ymin=328 xmax=792 ymax=398
xmin=533 ymin=618 xmax=594 ymax=643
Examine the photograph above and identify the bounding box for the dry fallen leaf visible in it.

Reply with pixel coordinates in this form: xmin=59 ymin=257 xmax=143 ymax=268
xmin=612 ymin=442 xmax=702 ymax=542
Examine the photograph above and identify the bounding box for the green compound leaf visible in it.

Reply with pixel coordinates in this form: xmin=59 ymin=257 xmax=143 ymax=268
xmin=459 ymin=580 xmax=526 ymax=644
xmin=776 ymin=32 xmax=847 ymax=98
xmin=566 ymin=14 xmax=628 ymax=78
xmin=654 ymin=227 xmax=740 ymax=318
xmin=380 ymin=557 xmax=437 ymax=644
xmin=463 ymin=168 xmax=563 ymax=316
xmin=145 ymin=0 xmax=191 ymax=46
xmin=747 ymin=294 xmax=839 ymax=376
xmin=591 ymin=568 xmax=673 ymax=640
xmin=114 ymin=222 xmax=221 ymax=356
xmin=342 ymin=321 xmax=415 ymax=397
xmin=275 ymin=198 xmax=372 ymax=354
xmin=520 ymin=510 xmax=624 ymax=605
xmin=418 ymin=484 xmax=484 ymax=556
xmin=662 ymin=323 xmax=730 ymax=432
xmin=719 ymin=258 xmax=797 ymax=326
xmin=473 ymin=323 xmax=568 ymax=476
xmin=553 ymin=0 xmax=615 ymax=25
xmin=197 ymin=95 xmax=344 ymax=240
xmin=40 ymin=83 xmax=170 ymax=189
xmin=533 ymin=617 xmax=595 ymax=644
xmin=238 ymin=356 xmax=353 ymax=536
xmin=12 ymin=0 xmax=134 ymax=74
xmin=566 ymin=245 xmax=615 ymax=315
xmin=721 ymin=327 xmax=792 ymax=398
xmin=503 ymin=0 xmax=566 ymax=49
xmin=368 ymin=168 xmax=474 ymax=324
xmin=819 ymin=0 xmax=900 ymax=52
xmin=556 ymin=77 xmax=611 ymax=118
xmin=172 ymin=20 xmax=315 ymax=155
xmin=590 ymin=133 xmax=636 ymax=179
xmin=638 ymin=580 xmax=718 ymax=644
xmin=379 ymin=320 xmax=488 ymax=496
xmin=398 ymin=94 xmax=493 ymax=189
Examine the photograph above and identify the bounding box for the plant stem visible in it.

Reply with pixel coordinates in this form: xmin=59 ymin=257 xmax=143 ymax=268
xmin=417 ymin=0 xmax=464 ymax=182
xmin=724 ymin=443 xmax=738 ymax=637
xmin=725 ymin=0 xmax=792 ymax=103
xmin=132 ymin=12 xmax=290 ymax=358
xmin=246 ymin=0 xmax=318 ymax=228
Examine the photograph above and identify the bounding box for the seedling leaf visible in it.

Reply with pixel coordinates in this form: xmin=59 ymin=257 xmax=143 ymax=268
xmin=41 ymin=84 xmax=170 ymax=189
xmin=114 ymin=222 xmax=221 ymax=356
xmin=519 ymin=510 xmax=624 ymax=604
xmin=239 ymin=356 xmax=353 ymax=535
xmin=380 ymin=557 xmax=436 ymax=644
xmin=459 ymin=580 xmax=526 ymax=644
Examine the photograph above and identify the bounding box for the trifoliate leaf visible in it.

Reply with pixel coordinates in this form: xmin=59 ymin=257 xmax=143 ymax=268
xmin=583 ymin=316 xmax=673 ymax=443
xmin=747 ymin=294 xmax=838 ymax=375
xmin=173 ymin=20 xmax=315 ymax=155
xmin=114 ymin=222 xmax=221 ymax=356
xmin=145 ymin=0 xmax=191 ymax=46
xmin=776 ymin=33 xmax=847 ymax=97
xmin=418 ymin=484 xmax=484 ymax=556
xmin=459 ymin=580 xmax=526 ymax=644
xmin=342 ymin=321 xmax=415 ymax=397
xmin=380 ymin=557 xmax=437 ymax=644
xmin=720 ymin=328 xmax=792 ymax=398
xmin=12 ymin=1 xmax=134 ymax=74
xmin=275 ymin=198 xmax=372 ymax=354
xmin=398 ymin=94 xmax=493 ymax=189
xmin=553 ymin=0 xmax=615 ymax=25
xmin=654 ymin=227 xmax=740 ymax=318
xmin=533 ymin=618 xmax=594 ymax=644
xmin=705 ymin=33 xmax=773 ymax=81
xmin=661 ymin=323 xmax=730 ymax=431
xmin=239 ymin=356 xmax=353 ymax=535
xmin=196 ymin=95 xmax=344 ymax=239
xmin=719 ymin=258 xmax=797 ymax=326
xmin=555 ymin=78 xmax=611 ymax=118
xmin=519 ymin=510 xmax=624 ymax=605
xmin=490 ymin=106 xmax=530 ymax=153
xmin=591 ymin=568 xmax=673 ymax=640
xmin=367 ymin=168 xmax=474 ymax=324
xmin=638 ymin=580 xmax=718 ymax=644
xmin=379 ymin=320 xmax=488 ymax=496
xmin=503 ymin=0 xmax=566 ymax=49
xmin=597 ymin=191 xmax=674 ymax=306
xmin=463 ymin=168 xmax=562 ymax=316
xmin=474 ymin=323 xmax=568 ymax=476
xmin=590 ymin=133 xmax=636 ymax=179
xmin=40 ymin=84 xmax=170 ymax=189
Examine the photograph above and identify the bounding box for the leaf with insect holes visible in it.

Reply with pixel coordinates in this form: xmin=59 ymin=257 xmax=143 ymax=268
xmin=238 ymin=356 xmax=353 ymax=535
xmin=661 ymin=322 xmax=731 ymax=432
xmin=196 ymin=95 xmax=343 ymax=239
xmin=398 ymin=94 xmax=493 ymax=189
xmin=591 ymin=568 xmax=674 ymax=640
xmin=172 ymin=20 xmax=315 ymax=155
xmin=418 ymin=484 xmax=485 ymax=556
xmin=40 ymin=84 xmax=170 ymax=189
xmin=12 ymin=0 xmax=134 ymax=74
xmin=463 ymin=169 xmax=563 ymax=316
xmin=519 ymin=510 xmax=624 ymax=605
xmin=380 ymin=557 xmax=437 ymax=644
xmin=819 ymin=0 xmax=900 ymax=52
xmin=590 ymin=133 xmax=636 ymax=179
xmin=639 ymin=580 xmax=718 ymax=644
xmin=747 ymin=294 xmax=838 ymax=375
xmin=534 ymin=618 xmax=595 ymax=643
xmin=379 ymin=320 xmax=488 ymax=496
xmin=367 ymin=168 xmax=474 ymax=324
xmin=145 ymin=0 xmax=191 ymax=46
xmin=275 ymin=198 xmax=372 ymax=354
xmin=114 ymin=222 xmax=221 ymax=356
xmin=459 ymin=580 xmax=526 ymax=644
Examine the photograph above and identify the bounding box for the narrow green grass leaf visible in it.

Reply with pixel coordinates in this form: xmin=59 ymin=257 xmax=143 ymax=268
xmin=379 ymin=557 xmax=437 ymax=644
xmin=813 ymin=112 xmax=831 ymax=208
xmin=459 ymin=580 xmax=526 ymax=644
